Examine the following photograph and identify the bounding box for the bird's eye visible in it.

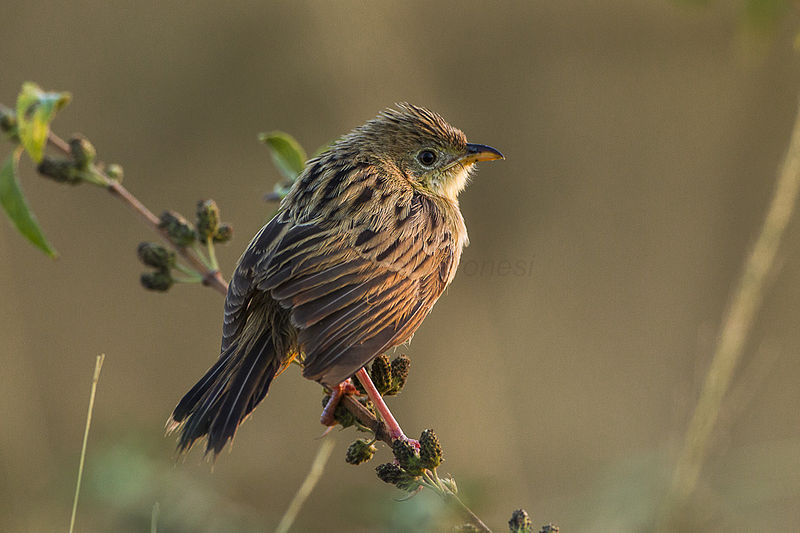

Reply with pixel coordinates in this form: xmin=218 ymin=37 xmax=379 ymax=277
xmin=417 ymin=150 xmax=438 ymax=167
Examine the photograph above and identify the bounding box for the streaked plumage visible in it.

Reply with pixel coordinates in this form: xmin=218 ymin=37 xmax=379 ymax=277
xmin=168 ymin=104 xmax=502 ymax=456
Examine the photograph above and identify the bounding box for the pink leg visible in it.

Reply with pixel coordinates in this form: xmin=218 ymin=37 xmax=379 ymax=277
xmin=320 ymin=379 xmax=358 ymax=426
xmin=355 ymin=368 xmax=407 ymax=441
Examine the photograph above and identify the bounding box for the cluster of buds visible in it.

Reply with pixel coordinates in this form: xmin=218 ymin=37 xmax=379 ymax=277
xmin=158 ymin=200 xmax=232 ymax=248
xmin=351 ymin=353 xmax=411 ymax=397
xmin=196 ymin=199 xmax=233 ymax=243
xmin=375 ymin=429 xmax=444 ymax=491
xmin=36 ymin=135 xmax=118 ymax=187
xmin=507 ymin=509 xmax=558 ymax=533
xmin=138 ymin=242 xmax=176 ymax=292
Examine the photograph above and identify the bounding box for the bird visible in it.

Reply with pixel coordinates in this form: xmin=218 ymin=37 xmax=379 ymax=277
xmin=167 ymin=103 xmax=503 ymax=456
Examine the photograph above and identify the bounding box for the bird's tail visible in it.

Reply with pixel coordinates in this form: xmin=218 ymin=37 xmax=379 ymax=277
xmin=167 ymin=331 xmax=282 ymax=457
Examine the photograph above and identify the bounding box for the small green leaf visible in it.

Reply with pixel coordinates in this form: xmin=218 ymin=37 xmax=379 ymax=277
xmin=0 ymin=148 xmax=58 ymax=257
xmin=16 ymin=82 xmax=71 ymax=163
xmin=258 ymin=131 xmax=307 ymax=182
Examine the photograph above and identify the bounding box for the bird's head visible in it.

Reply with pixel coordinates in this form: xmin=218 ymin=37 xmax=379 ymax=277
xmin=341 ymin=103 xmax=503 ymax=201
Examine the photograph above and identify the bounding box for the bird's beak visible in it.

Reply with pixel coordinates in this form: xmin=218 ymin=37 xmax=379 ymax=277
xmin=461 ymin=143 xmax=505 ymax=164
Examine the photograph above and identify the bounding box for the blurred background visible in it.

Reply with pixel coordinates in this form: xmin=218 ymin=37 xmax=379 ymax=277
xmin=2 ymin=1 xmax=800 ymax=531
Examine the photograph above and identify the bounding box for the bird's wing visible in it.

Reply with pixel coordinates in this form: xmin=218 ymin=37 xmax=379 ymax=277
xmin=220 ymin=216 xmax=290 ymax=352
xmin=254 ymin=196 xmax=455 ymax=386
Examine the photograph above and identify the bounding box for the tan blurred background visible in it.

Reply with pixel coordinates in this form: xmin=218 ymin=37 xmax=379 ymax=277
xmin=2 ymin=1 xmax=800 ymax=531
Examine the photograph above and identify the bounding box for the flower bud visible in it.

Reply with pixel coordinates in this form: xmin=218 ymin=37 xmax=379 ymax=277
xmin=158 ymin=211 xmax=196 ymax=247
xmin=213 ymin=223 xmax=233 ymax=243
xmin=387 ymin=354 xmax=411 ymax=395
xmin=37 ymin=157 xmax=81 ymax=185
xmin=508 ymin=509 xmax=532 ymax=533
xmin=69 ymin=136 xmax=96 ymax=170
xmin=140 ymin=270 xmax=173 ymax=292
xmin=370 ymin=354 xmax=392 ymax=395
xmin=419 ymin=429 xmax=443 ymax=469
xmin=345 ymin=439 xmax=376 ymax=465
xmin=196 ymin=199 xmax=220 ymax=241
xmin=137 ymin=242 xmax=175 ymax=270
xmin=105 ymin=163 xmax=124 ymax=182
xmin=539 ymin=525 xmax=558 ymax=533
xmin=376 ymin=463 xmax=403 ymax=485
xmin=392 ymin=438 xmax=423 ymax=476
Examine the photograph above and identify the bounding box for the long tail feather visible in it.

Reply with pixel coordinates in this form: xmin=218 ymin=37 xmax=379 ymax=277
xmin=167 ymin=333 xmax=280 ymax=457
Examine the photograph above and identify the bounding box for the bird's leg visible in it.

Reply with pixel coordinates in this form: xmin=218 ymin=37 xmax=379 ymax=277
xmin=355 ymin=368 xmax=417 ymax=447
xmin=320 ymin=379 xmax=357 ymax=426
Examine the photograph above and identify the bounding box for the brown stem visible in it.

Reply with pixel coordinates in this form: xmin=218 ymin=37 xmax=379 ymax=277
xmin=45 ymin=131 xmax=228 ymax=295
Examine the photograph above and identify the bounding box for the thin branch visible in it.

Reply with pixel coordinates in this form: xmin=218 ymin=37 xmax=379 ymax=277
xmin=657 ymin=94 xmax=800 ymax=528
xmin=45 ymin=131 xmax=228 ymax=294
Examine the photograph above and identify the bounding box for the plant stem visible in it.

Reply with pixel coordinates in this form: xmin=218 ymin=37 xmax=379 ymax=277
xmin=69 ymin=353 xmax=105 ymax=533
xmin=275 ymin=436 xmax=336 ymax=533
xmin=43 ymin=131 xmax=228 ymax=294
xmin=206 ymin=237 xmax=220 ymax=271
xmin=657 ymin=95 xmax=800 ymax=528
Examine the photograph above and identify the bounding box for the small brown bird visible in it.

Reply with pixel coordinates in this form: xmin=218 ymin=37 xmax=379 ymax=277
xmin=168 ymin=104 xmax=503 ymax=456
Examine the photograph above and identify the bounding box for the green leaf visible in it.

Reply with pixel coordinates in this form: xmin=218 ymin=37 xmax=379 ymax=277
xmin=16 ymin=82 xmax=71 ymax=163
xmin=0 ymin=148 xmax=58 ymax=257
xmin=258 ymin=131 xmax=307 ymax=182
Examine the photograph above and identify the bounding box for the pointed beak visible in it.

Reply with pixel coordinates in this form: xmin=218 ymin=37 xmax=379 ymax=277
xmin=461 ymin=143 xmax=505 ymax=164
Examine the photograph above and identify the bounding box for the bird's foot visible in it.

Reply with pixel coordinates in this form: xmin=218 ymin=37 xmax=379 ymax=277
xmin=320 ymin=379 xmax=357 ymax=426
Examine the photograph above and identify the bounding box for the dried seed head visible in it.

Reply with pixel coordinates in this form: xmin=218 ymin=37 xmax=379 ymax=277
xmin=419 ymin=429 xmax=443 ymax=469
xmin=508 ymin=509 xmax=532 ymax=533
xmin=345 ymin=439 xmax=376 ymax=465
